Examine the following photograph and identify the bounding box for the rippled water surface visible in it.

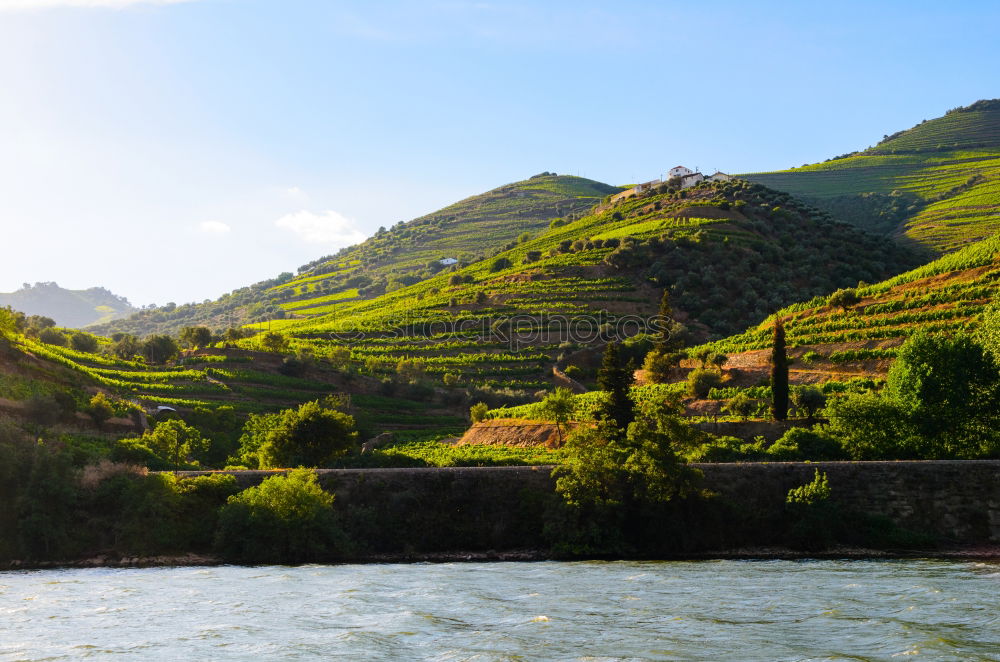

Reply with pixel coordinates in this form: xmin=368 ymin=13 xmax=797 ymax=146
xmin=2 ymin=560 xmax=999 ymax=661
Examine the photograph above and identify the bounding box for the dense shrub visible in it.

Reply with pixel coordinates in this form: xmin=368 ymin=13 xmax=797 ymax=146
xmin=687 ymin=368 xmax=723 ymax=398
xmin=215 ymin=469 xmax=344 ymax=563
xmin=235 ymin=400 xmax=358 ymax=469
xmin=766 ymin=427 xmax=847 ymax=461
xmin=490 ymin=257 xmax=513 ymax=272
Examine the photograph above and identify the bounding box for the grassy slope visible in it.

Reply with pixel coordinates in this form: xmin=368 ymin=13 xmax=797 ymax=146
xmin=251 ymin=180 xmax=918 ymax=391
xmin=0 ymin=331 xmax=466 ymax=442
xmin=93 ymin=174 xmax=620 ymax=337
xmin=743 ymin=99 xmax=1000 ymax=254
xmin=693 ymin=235 xmax=1000 ymax=386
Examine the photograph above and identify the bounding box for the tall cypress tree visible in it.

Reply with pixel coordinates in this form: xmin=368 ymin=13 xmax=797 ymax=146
xmin=597 ymin=341 xmax=635 ymax=437
xmin=654 ymin=289 xmax=674 ymax=352
xmin=770 ymin=318 xmax=789 ymax=421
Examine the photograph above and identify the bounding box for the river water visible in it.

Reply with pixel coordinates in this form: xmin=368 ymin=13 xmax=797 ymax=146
xmin=1 ymin=560 xmax=998 ymax=661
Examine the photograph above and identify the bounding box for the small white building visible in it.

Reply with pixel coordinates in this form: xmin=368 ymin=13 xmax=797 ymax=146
xmin=634 ymin=178 xmax=662 ymax=193
xmin=439 ymin=257 xmax=459 ymax=266
xmin=668 ymin=165 xmax=693 ymax=178
xmin=707 ymin=171 xmax=732 ymax=182
xmin=680 ymin=172 xmax=704 ymax=187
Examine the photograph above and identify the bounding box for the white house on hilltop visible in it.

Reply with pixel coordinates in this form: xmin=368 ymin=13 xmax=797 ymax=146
xmin=608 ymin=166 xmax=733 ymax=205
xmin=439 ymin=257 xmax=458 ymax=266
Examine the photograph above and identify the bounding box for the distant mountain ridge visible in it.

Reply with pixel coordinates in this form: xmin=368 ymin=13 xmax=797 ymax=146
xmin=0 ymin=282 xmax=135 ymax=328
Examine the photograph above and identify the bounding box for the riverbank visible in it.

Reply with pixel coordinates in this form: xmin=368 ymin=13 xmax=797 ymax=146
xmin=3 ymin=461 xmax=997 ymax=569
xmin=5 ymin=546 xmax=1000 ymax=571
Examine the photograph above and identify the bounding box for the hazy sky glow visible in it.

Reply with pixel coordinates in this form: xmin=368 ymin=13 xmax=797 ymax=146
xmin=1 ymin=0 xmax=998 ymax=306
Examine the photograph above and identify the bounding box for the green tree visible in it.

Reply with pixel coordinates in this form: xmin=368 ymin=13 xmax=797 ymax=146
xmin=86 ymin=392 xmax=115 ymax=430
xmin=326 ymin=346 xmax=351 ymax=370
xmin=976 ymin=298 xmax=1000 ymax=359
xmin=771 ymin=318 xmax=789 ymax=421
xmin=395 ymin=357 xmax=427 ymax=383
xmin=141 ymin=335 xmax=178 ymax=364
xmin=141 ymin=419 xmax=210 ymax=467
xmin=826 ymin=391 xmax=914 ymax=459
xmin=470 ymin=402 xmax=488 ymax=423
xmin=654 ymin=289 xmax=676 ymax=353
xmin=642 ymin=348 xmax=681 ymax=383
xmin=223 ymin=327 xmax=247 ymax=344
xmin=110 ymin=333 xmax=140 ymax=360
xmin=215 ymin=469 xmax=342 ymax=563
xmin=70 ymin=332 xmax=99 ymax=353
xmin=259 ymin=331 xmax=289 ymax=354
xmin=885 ymin=332 xmax=1000 ymax=458
xmin=551 ymin=398 xmax=699 ymax=554
xmin=686 ymin=368 xmax=722 ymax=398
xmin=693 ymin=346 xmax=713 ymax=367
xmin=0 ymin=306 xmax=17 ymax=336
xmin=596 ymin=342 xmax=635 ymax=437
xmin=38 ymin=328 xmax=67 ymax=346
xmin=791 ymin=385 xmax=827 ymax=420
xmin=541 ymin=387 xmax=576 ymax=446
xmin=489 ymin=257 xmax=513 ymax=272
xmin=249 ymin=401 xmax=358 ymax=469
xmin=723 ymin=392 xmax=757 ymax=420
xmin=180 ymin=326 xmax=213 ymax=350
xmin=828 ymin=288 xmax=861 ymax=311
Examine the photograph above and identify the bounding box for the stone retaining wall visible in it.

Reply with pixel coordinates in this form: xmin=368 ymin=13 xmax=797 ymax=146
xmin=175 ymin=461 xmax=1000 ymax=548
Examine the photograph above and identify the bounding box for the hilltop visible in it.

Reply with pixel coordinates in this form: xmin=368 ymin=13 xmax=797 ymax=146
xmin=92 ymin=174 xmax=620 ymax=338
xmin=0 ymin=282 xmax=135 ymax=328
xmin=744 ymin=99 xmax=1000 ymax=253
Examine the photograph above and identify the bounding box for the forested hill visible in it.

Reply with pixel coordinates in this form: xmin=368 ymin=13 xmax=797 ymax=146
xmin=92 ymin=173 xmax=621 ymax=338
xmin=0 ymin=282 xmax=134 ymax=328
xmin=743 ymin=99 xmax=1000 ymax=254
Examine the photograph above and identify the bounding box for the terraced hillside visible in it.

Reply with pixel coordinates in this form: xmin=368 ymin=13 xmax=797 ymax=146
xmin=696 ymin=235 xmax=1000 ymax=387
xmin=252 ymin=180 xmax=919 ymax=391
xmin=93 ymin=173 xmax=620 ymax=337
xmin=744 ymin=99 xmax=1000 ymax=253
xmin=0 ymin=320 xmax=467 ymax=452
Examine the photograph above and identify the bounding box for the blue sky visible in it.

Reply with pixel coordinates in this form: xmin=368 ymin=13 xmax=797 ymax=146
xmin=1 ymin=0 xmax=998 ymax=306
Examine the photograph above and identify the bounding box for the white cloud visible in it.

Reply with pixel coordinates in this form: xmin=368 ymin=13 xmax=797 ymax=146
xmin=0 ymin=0 xmax=196 ymax=10
xmin=198 ymin=220 xmax=231 ymax=235
xmin=275 ymin=209 xmax=366 ymax=246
